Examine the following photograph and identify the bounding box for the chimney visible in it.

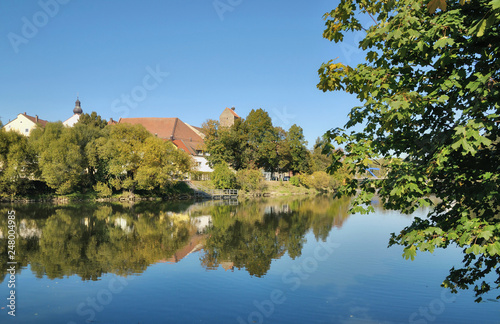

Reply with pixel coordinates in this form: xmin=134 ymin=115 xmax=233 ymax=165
xmin=35 ymin=115 xmax=38 ymax=123
xmin=24 ymin=112 xmax=27 ymax=115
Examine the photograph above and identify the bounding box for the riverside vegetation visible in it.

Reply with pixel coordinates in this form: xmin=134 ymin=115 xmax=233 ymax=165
xmin=0 ymin=110 xmax=352 ymax=201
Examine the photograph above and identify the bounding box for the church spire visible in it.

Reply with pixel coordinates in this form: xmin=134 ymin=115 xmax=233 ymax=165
xmin=73 ymin=96 xmax=83 ymax=115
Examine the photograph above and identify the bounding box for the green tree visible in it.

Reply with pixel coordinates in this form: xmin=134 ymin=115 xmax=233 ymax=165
xmin=202 ymin=119 xmax=246 ymax=170
xmin=211 ymin=162 xmax=237 ymax=189
xmin=243 ymin=109 xmax=278 ymax=171
xmin=30 ymin=123 xmax=84 ymax=194
xmin=96 ymin=123 xmax=152 ymax=193
xmin=135 ymin=137 xmax=193 ymax=191
xmin=236 ymin=168 xmax=265 ymax=193
xmin=286 ymin=124 xmax=310 ymax=173
xmin=0 ymin=129 xmax=38 ymax=196
xmin=73 ymin=112 xmax=108 ymax=188
xmin=96 ymin=123 xmax=192 ymax=194
xmin=310 ymin=137 xmax=332 ymax=172
xmin=319 ymin=0 xmax=500 ymax=301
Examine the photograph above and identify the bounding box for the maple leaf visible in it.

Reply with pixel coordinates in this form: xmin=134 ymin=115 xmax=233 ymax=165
xmin=427 ymin=0 xmax=447 ymax=14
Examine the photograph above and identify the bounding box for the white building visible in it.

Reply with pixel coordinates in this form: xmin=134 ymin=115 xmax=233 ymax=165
xmin=2 ymin=112 xmax=48 ymax=136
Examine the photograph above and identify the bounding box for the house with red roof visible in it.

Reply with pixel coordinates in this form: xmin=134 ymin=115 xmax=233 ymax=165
xmin=118 ymin=117 xmax=213 ymax=173
xmin=2 ymin=112 xmax=48 ymax=136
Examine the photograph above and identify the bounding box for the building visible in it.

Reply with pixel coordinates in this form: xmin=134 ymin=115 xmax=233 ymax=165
xmin=118 ymin=117 xmax=213 ymax=173
xmin=219 ymin=107 xmax=240 ymax=127
xmin=2 ymin=112 xmax=48 ymax=136
xmin=63 ymin=97 xmax=84 ymax=127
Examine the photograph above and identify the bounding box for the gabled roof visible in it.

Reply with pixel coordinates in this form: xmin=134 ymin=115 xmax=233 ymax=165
xmin=118 ymin=117 xmax=205 ymax=156
xmin=3 ymin=113 xmax=48 ymax=128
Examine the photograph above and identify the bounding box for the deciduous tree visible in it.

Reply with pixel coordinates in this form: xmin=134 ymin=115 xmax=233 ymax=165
xmin=319 ymin=0 xmax=500 ymax=301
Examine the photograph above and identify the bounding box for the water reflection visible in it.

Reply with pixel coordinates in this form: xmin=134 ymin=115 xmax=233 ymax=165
xmin=0 ymin=196 xmax=352 ymax=282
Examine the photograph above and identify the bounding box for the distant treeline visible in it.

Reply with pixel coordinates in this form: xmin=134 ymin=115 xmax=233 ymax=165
xmin=0 ymin=112 xmax=192 ymax=198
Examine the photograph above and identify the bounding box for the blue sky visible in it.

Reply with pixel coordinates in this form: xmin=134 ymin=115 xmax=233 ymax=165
xmin=0 ymin=0 xmax=368 ymax=147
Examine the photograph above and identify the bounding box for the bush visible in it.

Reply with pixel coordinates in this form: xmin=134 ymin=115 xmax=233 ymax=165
xmin=302 ymin=171 xmax=332 ymax=191
xmin=94 ymin=182 xmax=113 ymax=198
xmin=290 ymin=176 xmax=300 ymax=187
xmin=211 ymin=163 xmax=237 ymax=189
xmin=236 ymin=169 xmax=265 ymax=192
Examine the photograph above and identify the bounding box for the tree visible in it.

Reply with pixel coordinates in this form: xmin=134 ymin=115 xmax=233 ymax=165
xmin=211 ymin=162 xmax=237 ymax=189
xmin=0 ymin=129 xmax=38 ymax=196
xmin=286 ymin=124 xmax=310 ymax=173
xmin=135 ymin=137 xmax=193 ymax=191
xmin=310 ymin=137 xmax=332 ymax=172
xmin=243 ymin=109 xmax=278 ymax=171
xmin=77 ymin=112 xmax=108 ymax=129
xmin=202 ymin=119 xmax=246 ymax=170
xmin=319 ymin=0 xmax=500 ymax=301
xmin=30 ymin=123 xmax=84 ymax=194
xmin=96 ymin=123 xmax=152 ymax=193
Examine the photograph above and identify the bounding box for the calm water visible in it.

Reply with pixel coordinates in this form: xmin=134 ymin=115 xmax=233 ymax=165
xmin=0 ymin=196 xmax=498 ymax=324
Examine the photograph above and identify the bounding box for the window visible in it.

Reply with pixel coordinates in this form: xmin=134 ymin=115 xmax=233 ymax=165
xmin=25 ymin=129 xmax=29 ymax=133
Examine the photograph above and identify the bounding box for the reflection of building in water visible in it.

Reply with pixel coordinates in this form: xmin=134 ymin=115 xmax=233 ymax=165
xmin=264 ymin=204 xmax=291 ymax=215
xmin=161 ymin=234 xmax=205 ymax=264
xmin=19 ymin=220 xmax=42 ymax=238
xmin=220 ymin=261 xmax=234 ymax=271
xmin=191 ymin=215 xmax=212 ymax=234
xmin=114 ymin=217 xmax=133 ymax=233
xmin=0 ymin=220 xmax=42 ymax=239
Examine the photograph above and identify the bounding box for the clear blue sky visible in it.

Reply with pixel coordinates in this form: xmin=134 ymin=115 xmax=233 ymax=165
xmin=0 ymin=0 xmax=368 ymax=147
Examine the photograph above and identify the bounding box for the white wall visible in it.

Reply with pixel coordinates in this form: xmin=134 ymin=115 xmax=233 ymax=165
xmin=193 ymin=156 xmax=213 ymax=172
xmin=3 ymin=114 xmax=36 ymax=136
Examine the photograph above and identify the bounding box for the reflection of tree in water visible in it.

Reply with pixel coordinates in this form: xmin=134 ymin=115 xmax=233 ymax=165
xmin=200 ymin=196 xmax=351 ymax=277
xmin=0 ymin=203 xmax=195 ymax=283
xmin=0 ymin=196 xmax=354 ymax=281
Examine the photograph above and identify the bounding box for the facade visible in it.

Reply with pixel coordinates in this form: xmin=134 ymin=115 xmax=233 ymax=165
xmin=2 ymin=112 xmax=48 ymax=136
xmin=219 ymin=107 xmax=240 ymax=127
xmin=118 ymin=117 xmax=213 ymax=173
xmin=63 ymin=97 xmax=84 ymax=127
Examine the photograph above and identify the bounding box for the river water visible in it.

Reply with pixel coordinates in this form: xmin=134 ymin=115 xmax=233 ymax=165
xmin=0 ymin=196 xmax=498 ymax=323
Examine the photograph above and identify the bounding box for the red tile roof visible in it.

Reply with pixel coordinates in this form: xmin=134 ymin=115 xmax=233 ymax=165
xmin=22 ymin=113 xmax=48 ymax=127
xmin=224 ymin=107 xmax=240 ymax=118
xmin=119 ymin=117 xmax=204 ymax=156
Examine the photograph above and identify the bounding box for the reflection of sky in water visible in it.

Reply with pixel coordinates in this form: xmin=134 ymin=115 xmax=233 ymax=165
xmin=0 ymin=199 xmax=498 ymax=324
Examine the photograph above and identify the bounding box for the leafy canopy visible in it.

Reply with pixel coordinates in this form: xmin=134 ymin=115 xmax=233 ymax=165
xmin=319 ymin=0 xmax=500 ymax=301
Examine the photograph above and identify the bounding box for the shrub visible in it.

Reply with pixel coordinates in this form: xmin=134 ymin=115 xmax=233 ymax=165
xmin=303 ymin=171 xmax=332 ymax=191
xmin=290 ymin=176 xmax=300 ymax=187
xmin=236 ymin=169 xmax=265 ymax=192
xmin=211 ymin=163 xmax=237 ymax=189
xmin=94 ymin=182 xmax=113 ymax=198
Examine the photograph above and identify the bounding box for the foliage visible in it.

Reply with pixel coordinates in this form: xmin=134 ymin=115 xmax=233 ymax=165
xmin=319 ymin=0 xmax=500 ymax=301
xmin=286 ymin=124 xmax=311 ymax=173
xmin=290 ymin=176 xmax=300 ymax=187
xmin=77 ymin=111 xmax=108 ymax=129
xmin=310 ymin=137 xmax=333 ymax=172
xmin=236 ymin=168 xmax=265 ymax=193
xmin=0 ymin=115 xmax=193 ymax=198
xmin=96 ymin=123 xmax=192 ymax=194
xmin=94 ymin=181 xmax=113 ymax=198
xmin=302 ymin=171 xmax=332 ymax=191
xmin=211 ymin=162 xmax=237 ymax=189
xmin=0 ymin=128 xmax=38 ymax=196
xmin=203 ymin=109 xmax=311 ymax=175
xmin=30 ymin=123 xmax=84 ymax=194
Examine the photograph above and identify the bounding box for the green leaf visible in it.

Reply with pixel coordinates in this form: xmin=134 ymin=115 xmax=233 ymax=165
xmin=487 ymin=242 xmax=500 ymax=256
